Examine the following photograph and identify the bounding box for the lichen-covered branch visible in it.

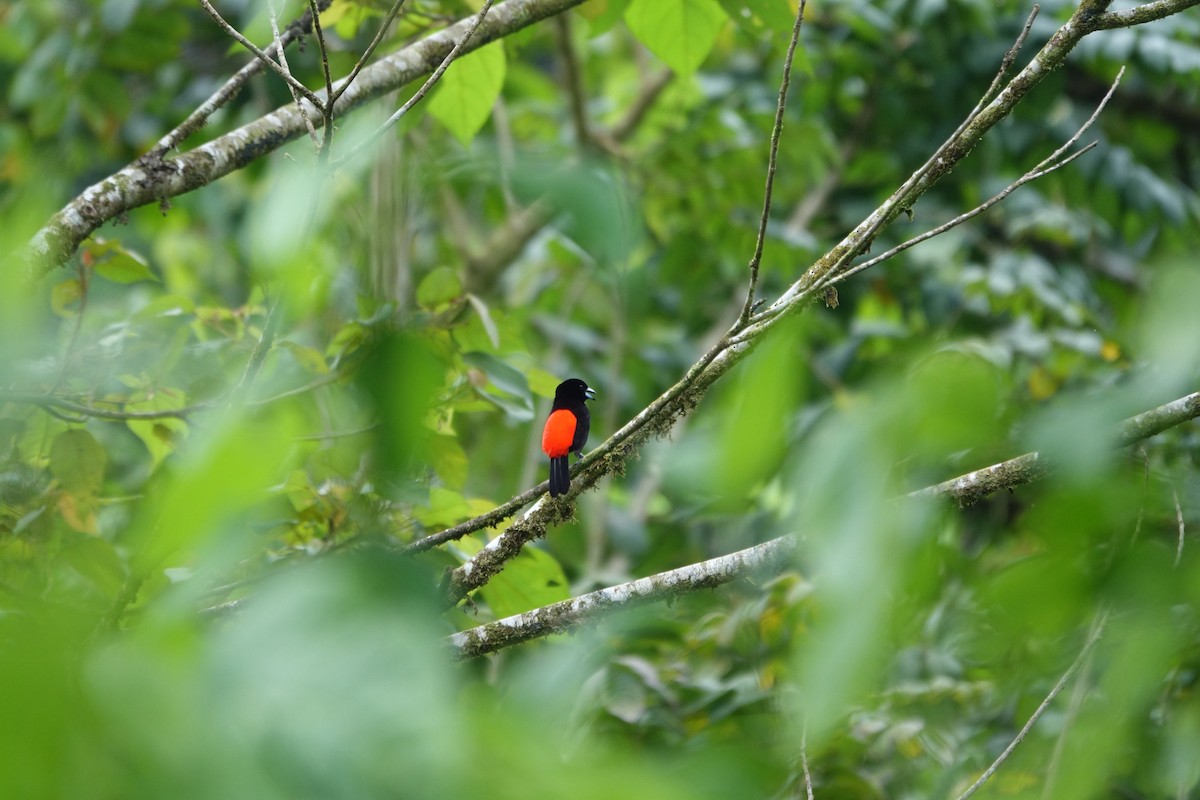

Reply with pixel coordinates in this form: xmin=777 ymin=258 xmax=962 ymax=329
xmin=448 ymin=537 xmax=797 ymax=659
xmin=448 ymin=391 xmax=1199 ymax=658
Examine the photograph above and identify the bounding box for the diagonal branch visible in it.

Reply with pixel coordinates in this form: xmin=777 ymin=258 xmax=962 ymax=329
xmin=757 ymin=0 xmax=1133 ymax=322
xmin=26 ymin=0 xmax=594 ymax=276
xmin=740 ymin=0 xmax=808 ymax=324
xmin=269 ymin=0 xmax=322 ymax=150
xmin=147 ymin=0 xmax=332 ymax=160
xmin=1093 ymin=0 xmax=1200 ymax=28
xmin=198 ymin=0 xmax=327 ymax=111
xmin=833 ymin=66 xmax=1126 ymax=287
xmin=448 ymin=537 xmax=797 ymax=659
xmin=331 ymin=0 xmax=498 ymax=166
xmin=953 ymin=612 xmax=1107 ymax=800
xmin=329 ymin=0 xmax=409 ymax=108
xmin=447 ymin=392 xmax=1199 ymax=658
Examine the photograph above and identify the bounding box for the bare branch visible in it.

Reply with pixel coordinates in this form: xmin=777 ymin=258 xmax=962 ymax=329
xmin=833 ymin=67 xmax=1124 ymax=285
xmin=757 ymin=0 xmax=1136 ymax=322
xmin=447 ymin=537 xmax=797 ymax=659
xmin=1117 ymin=391 xmax=1200 ymax=445
xmin=306 ymin=0 xmax=337 ymax=155
xmin=1093 ymin=0 xmax=1200 ymax=29
xmin=740 ymin=0 xmax=808 ymax=324
xmin=332 ymin=0 xmax=498 ymax=167
xmin=147 ymin=0 xmax=332 ymax=159
xmin=269 ymin=0 xmax=322 ymax=150
xmin=198 ymin=0 xmax=327 ymax=111
xmin=28 ymin=0 xmax=592 ymax=275
xmin=953 ymin=613 xmax=1108 ymax=800
xmin=328 ymin=0 xmax=409 ymax=107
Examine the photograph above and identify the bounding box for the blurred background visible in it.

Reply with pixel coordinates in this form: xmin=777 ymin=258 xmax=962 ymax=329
xmin=1 ymin=0 xmax=1199 ymax=797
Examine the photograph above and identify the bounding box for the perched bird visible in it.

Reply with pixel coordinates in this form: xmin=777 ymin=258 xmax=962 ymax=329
xmin=541 ymin=378 xmax=596 ymax=497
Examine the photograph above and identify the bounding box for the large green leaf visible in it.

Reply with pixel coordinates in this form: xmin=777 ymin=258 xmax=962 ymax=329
xmin=625 ymin=0 xmax=728 ymax=74
xmin=428 ymin=42 xmax=507 ymax=145
xmin=49 ymin=429 xmax=106 ymax=495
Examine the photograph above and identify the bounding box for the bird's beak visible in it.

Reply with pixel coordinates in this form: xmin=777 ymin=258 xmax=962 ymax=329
xmin=585 ymin=388 xmax=597 ymax=401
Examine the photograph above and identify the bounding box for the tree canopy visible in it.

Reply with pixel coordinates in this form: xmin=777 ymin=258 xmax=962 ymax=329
xmin=2 ymin=0 xmax=1200 ymax=797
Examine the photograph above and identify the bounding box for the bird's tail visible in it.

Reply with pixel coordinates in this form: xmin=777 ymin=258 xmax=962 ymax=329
xmin=548 ymin=456 xmax=570 ymax=497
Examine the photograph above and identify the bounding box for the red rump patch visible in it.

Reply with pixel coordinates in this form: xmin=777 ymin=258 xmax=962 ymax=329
xmin=542 ymin=409 xmax=578 ymax=457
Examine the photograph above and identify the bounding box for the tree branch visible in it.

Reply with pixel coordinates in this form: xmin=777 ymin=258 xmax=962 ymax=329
xmin=25 ymin=0 xmax=593 ymax=276
xmin=953 ymin=612 xmax=1108 ymax=800
xmin=146 ymin=0 xmax=332 ymax=160
xmin=447 ymin=537 xmax=797 ymax=659
xmin=198 ymin=0 xmax=327 ymax=110
xmin=1093 ymin=0 xmax=1200 ymax=29
xmin=330 ymin=0 xmax=498 ymax=166
xmin=447 ymin=391 xmax=1198 ymax=658
xmin=834 ymin=65 xmax=1125 ymax=286
xmin=740 ymin=0 xmax=807 ymax=324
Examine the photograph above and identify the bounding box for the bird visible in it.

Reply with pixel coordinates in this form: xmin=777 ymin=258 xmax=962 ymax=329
xmin=541 ymin=378 xmax=596 ymax=498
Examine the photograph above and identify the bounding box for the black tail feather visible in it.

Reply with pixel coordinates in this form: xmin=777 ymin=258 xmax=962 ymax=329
xmin=548 ymin=456 xmax=570 ymax=497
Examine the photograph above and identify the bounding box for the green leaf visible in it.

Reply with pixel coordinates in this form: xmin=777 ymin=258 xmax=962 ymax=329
xmin=49 ymin=429 xmax=107 ymax=495
xmin=463 ymin=352 xmax=530 ymax=401
xmin=578 ymin=0 xmax=632 ymax=34
xmin=625 ymin=0 xmax=728 ymax=74
xmin=416 ymin=266 xmax=463 ymax=310
xmin=50 ymin=278 xmax=82 ymax=317
xmin=428 ymin=42 xmax=507 ymax=146
xmin=718 ymin=0 xmax=798 ymax=35
xmin=465 ymin=294 xmax=500 ymax=349
xmin=281 ymin=341 xmax=330 ymax=375
xmin=59 ymin=533 xmax=125 ymax=597
xmin=527 ymin=368 xmax=563 ymax=398
xmin=125 ymin=391 xmax=190 ymax=469
xmin=85 ymin=238 xmax=157 ymax=284
xmin=478 ymin=545 xmax=570 ymax=619
xmin=429 ymin=434 xmax=469 ymax=491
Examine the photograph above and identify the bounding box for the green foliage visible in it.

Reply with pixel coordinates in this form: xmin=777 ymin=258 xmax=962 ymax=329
xmin=1 ymin=0 xmax=1199 ymax=797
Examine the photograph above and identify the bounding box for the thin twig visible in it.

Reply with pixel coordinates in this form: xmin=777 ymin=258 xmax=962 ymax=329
xmin=979 ymin=5 xmax=1040 ymax=109
xmin=1041 ymin=626 xmax=1101 ymax=799
xmin=147 ymin=0 xmax=331 ymax=159
xmin=296 ymin=423 xmax=380 ymax=441
xmin=554 ymin=14 xmax=591 ymax=148
xmin=739 ymin=0 xmax=808 ymax=324
xmin=801 ymin=727 xmax=816 ymax=800
xmin=1173 ymin=486 xmax=1186 ymax=566
xmin=0 ymin=392 xmax=211 ymax=420
xmin=198 ymin=0 xmax=327 ymax=110
xmin=953 ymin=613 xmax=1108 ymax=800
xmin=833 ymin=66 xmax=1124 ymax=286
xmin=329 ymin=0 xmax=409 ymax=108
xmin=270 ymin=0 xmax=321 ymax=150
xmin=332 ymin=0 xmax=498 ymax=167
xmin=834 ymin=145 xmax=1095 ymax=285
xmin=306 ymin=0 xmax=337 ymax=155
